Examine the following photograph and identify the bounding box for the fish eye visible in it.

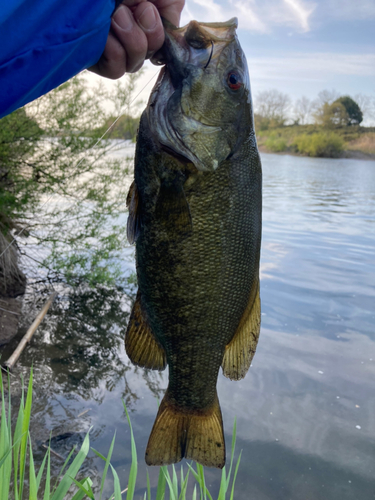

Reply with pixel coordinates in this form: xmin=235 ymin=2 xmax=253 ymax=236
xmin=227 ymin=71 xmax=242 ymax=91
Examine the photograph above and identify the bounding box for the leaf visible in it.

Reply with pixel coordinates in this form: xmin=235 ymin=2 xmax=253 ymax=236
xmin=122 ymin=401 xmax=137 ymax=500
xmin=50 ymin=431 xmax=91 ymax=500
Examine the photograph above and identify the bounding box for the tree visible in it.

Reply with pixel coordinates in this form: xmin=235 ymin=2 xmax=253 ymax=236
xmin=334 ymin=96 xmax=363 ymax=125
xmin=314 ymin=101 xmax=349 ymax=128
xmin=254 ymin=89 xmax=291 ymax=129
xmin=293 ymin=96 xmax=312 ymax=125
xmin=0 ymin=72 xmax=143 ymax=294
xmin=354 ymin=93 xmax=375 ymax=124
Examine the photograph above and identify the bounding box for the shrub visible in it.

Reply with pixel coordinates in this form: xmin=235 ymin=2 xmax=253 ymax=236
xmin=293 ymin=132 xmax=344 ymax=157
xmin=264 ymin=135 xmax=287 ymax=152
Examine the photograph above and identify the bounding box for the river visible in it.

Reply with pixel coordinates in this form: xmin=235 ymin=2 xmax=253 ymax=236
xmin=2 ymin=152 xmax=375 ymax=499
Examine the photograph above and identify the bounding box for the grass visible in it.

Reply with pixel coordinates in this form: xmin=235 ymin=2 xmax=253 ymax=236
xmin=0 ymin=368 xmax=241 ymax=500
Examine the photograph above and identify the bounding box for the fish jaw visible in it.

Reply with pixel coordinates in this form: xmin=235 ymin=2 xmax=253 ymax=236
xmin=147 ymin=18 xmax=254 ymax=173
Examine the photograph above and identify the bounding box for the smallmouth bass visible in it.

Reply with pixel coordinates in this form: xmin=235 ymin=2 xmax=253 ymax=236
xmin=125 ymin=17 xmax=262 ymax=468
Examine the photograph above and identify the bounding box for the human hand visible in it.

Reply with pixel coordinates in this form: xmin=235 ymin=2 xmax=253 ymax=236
xmin=89 ymin=0 xmax=185 ymax=79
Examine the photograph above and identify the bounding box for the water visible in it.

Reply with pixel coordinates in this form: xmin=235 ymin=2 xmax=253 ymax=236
xmin=2 ymin=153 xmax=375 ymax=499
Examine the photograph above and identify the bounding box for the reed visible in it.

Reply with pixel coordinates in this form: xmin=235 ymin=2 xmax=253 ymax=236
xmin=0 ymin=369 xmax=241 ymax=499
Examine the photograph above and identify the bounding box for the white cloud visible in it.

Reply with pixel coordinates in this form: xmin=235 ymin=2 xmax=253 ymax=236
xmin=283 ymin=0 xmax=316 ymax=31
xmin=183 ymin=0 xmax=317 ymax=33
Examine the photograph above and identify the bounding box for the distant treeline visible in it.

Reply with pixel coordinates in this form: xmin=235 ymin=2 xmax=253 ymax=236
xmin=253 ymin=90 xmax=375 ymax=158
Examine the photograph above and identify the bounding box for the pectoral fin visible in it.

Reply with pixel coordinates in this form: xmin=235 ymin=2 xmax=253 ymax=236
xmin=126 ymin=181 xmax=141 ymax=244
xmin=155 ymin=178 xmax=193 ymax=237
xmin=222 ymin=280 xmax=261 ymax=381
xmin=125 ymin=291 xmax=166 ymax=371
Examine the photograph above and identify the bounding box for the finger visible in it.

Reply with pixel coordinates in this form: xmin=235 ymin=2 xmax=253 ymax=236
xmin=133 ymin=2 xmax=165 ymax=54
xmin=111 ymin=4 xmax=148 ymax=73
xmin=150 ymin=0 xmax=185 ymax=26
xmin=89 ymin=31 xmax=127 ymax=79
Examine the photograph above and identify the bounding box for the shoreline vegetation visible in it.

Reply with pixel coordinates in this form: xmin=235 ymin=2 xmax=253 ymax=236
xmin=256 ymin=125 xmax=375 ymax=160
xmin=252 ymin=90 xmax=375 ymax=160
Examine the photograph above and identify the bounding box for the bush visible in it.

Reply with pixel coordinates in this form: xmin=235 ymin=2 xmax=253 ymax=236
xmin=264 ymin=134 xmax=287 ymax=152
xmin=293 ymin=132 xmax=344 ymax=157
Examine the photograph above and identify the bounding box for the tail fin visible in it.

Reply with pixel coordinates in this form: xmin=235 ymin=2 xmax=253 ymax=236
xmin=145 ymin=392 xmax=225 ymax=468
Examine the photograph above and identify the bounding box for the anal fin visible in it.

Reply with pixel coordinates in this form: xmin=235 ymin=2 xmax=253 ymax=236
xmin=125 ymin=291 xmax=166 ymax=371
xmin=222 ymin=280 xmax=261 ymax=381
xmin=145 ymin=391 xmax=225 ymax=468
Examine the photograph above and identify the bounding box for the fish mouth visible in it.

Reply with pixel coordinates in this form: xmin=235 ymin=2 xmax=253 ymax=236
xmin=147 ymin=19 xmax=237 ymax=172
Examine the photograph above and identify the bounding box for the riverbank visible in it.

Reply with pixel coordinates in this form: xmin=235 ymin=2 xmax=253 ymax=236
xmin=256 ymin=124 xmax=375 ymax=159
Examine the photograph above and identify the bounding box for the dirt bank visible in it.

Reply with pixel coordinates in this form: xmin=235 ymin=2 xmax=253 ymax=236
xmin=0 ymin=297 xmax=22 ymax=346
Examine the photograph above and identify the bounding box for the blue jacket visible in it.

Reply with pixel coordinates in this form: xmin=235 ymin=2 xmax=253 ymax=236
xmin=0 ymin=0 xmax=116 ymax=118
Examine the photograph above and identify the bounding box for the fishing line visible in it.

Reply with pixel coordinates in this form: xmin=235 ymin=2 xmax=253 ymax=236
xmin=0 ymin=68 xmax=160 ymax=261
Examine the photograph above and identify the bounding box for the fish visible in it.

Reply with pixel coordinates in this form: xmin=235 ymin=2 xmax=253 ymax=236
xmin=125 ymin=17 xmax=262 ymax=469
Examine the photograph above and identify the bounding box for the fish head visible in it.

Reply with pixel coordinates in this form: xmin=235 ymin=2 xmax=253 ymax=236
xmin=148 ymin=18 xmax=254 ymax=172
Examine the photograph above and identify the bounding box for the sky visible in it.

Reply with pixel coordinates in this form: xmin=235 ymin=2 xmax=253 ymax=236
xmin=181 ymin=0 xmax=375 ymax=102
xmin=88 ymin=0 xmax=375 ymax=122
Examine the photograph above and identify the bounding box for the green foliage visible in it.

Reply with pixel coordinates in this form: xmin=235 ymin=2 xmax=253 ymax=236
xmin=264 ymin=134 xmax=287 ymax=152
xmin=293 ymin=132 xmax=344 ymax=157
xmin=0 ymin=108 xmax=43 ymax=234
xmin=334 ymin=96 xmax=363 ymax=125
xmin=313 ymin=101 xmax=349 ymax=128
xmin=0 ymin=73 xmax=142 ymax=288
xmin=0 ymin=371 xmax=242 ymax=499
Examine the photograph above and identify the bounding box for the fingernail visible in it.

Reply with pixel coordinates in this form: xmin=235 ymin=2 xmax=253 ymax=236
xmin=138 ymin=5 xmax=157 ymax=31
xmin=113 ymin=5 xmax=133 ymax=32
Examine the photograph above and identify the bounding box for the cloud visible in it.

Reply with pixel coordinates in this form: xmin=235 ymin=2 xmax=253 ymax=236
xmin=183 ymin=0 xmax=317 ymax=33
xmin=247 ymin=52 xmax=375 ymax=82
xmin=283 ymin=0 xmax=316 ymax=31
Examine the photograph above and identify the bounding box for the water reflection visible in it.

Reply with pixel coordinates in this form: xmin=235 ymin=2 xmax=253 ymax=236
xmin=2 ymin=153 xmax=375 ymax=499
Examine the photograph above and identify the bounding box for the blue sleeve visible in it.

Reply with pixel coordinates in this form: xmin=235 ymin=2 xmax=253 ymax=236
xmin=0 ymin=0 xmax=116 ymax=118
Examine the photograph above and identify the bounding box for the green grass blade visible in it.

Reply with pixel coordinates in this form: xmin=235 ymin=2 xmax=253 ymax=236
xmin=29 ymin=435 xmax=38 ymax=500
xmin=217 ymin=466 xmax=227 ymax=500
xmin=50 ymin=431 xmax=90 ymax=500
xmin=172 ymin=465 xmax=178 ymax=498
xmin=192 ymin=485 xmax=197 ymax=500
xmin=155 ymin=466 xmax=167 ymax=500
xmin=51 ymin=446 xmax=77 ymax=495
xmin=42 ymin=447 xmax=51 ymax=500
xmin=179 ymin=467 xmax=190 ymax=500
xmin=12 ymin=383 xmax=25 ymax=500
xmin=146 ymin=470 xmax=151 ymax=500
xmin=227 ymin=418 xmax=237 ymax=486
xmin=19 ymin=369 xmax=33 ymax=500
xmin=0 ymin=369 xmax=12 ymax=500
xmin=163 ymin=468 xmax=177 ymax=500
xmin=36 ymin=448 xmax=48 ymax=493
xmin=122 ymin=401 xmax=137 ymax=500
xmin=70 ymin=477 xmax=95 ymax=500
xmin=91 ymin=448 xmax=106 ymax=461
xmin=110 ymin=464 xmax=122 ymax=500
xmin=94 ymin=431 xmax=116 ymax=500
xmin=229 ymin=450 xmax=242 ymax=500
